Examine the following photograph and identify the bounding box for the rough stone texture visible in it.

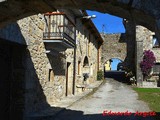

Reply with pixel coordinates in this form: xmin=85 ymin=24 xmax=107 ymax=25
xmin=135 ymin=25 xmax=160 ymax=65
xmin=75 ymin=17 xmax=101 ymax=92
xmin=1 ymin=0 xmax=160 ymax=40
xmin=124 ymin=21 xmax=160 ymax=86
xmin=135 ymin=25 xmax=144 ymax=86
xmin=139 ymin=26 xmax=160 ymax=62
xmin=102 ymin=31 xmax=135 ymax=72
xmin=102 ymin=21 xmax=160 ymax=87
xmin=102 ymin=34 xmax=127 ymax=63
xmin=0 ymin=9 xmax=103 ymax=118
xmin=153 ymin=48 xmax=160 ymax=62
xmin=17 ymin=15 xmax=59 ymax=115
xmin=0 ymin=14 xmax=67 ymax=116
xmin=136 ymin=25 xmax=160 ymax=87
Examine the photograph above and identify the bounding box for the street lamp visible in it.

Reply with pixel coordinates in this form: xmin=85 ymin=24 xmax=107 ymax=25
xmin=82 ymin=15 xmax=96 ymax=19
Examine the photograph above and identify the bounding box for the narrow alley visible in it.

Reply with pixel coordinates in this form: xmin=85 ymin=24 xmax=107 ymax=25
xmin=53 ymin=78 xmax=153 ymax=120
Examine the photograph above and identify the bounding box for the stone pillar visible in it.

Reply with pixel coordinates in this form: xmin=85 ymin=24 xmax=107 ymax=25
xmin=123 ymin=20 xmax=136 ymax=73
xmin=135 ymin=26 xmax=144 ymax=87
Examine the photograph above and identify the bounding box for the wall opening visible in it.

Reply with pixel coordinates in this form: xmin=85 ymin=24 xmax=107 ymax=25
xmin=110 ymin=58 xmax=123 ymax=71
xmin=78 ymin=61 xmax=81 ymax=75
xmin=48 ymin=69 xmax=54 ymax=82
xmin=83 ymin=56 xmax=89 ymax=67
xmin=66 ymin=62 xmax=72 ymax=96
xmin=152 ymin=35 xmax=160 ymax=48
xmin=105 ymin=59 xmax=123 ymax=71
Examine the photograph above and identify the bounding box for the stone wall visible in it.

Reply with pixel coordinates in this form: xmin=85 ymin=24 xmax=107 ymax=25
xmin=135 ymin=25 xmax=160 ymax=62
xmin=102 ymin=34 xmax=127 ymax=63
xmin=18 ymin=14 xmax=65 ymax=114
xmin=0 ymin=14 xmax=68 ymax=115
xmin=0 ymin=9 xmax=103 ymax=117
xmin=139 ymin=26 xmax=160 ymax=62
xmin=102 ymin=33 xmax=136 ymax=72
xmin=75 ymin=18 xmax=100 ymax=91
xmin=123 ymin=20 xmax=136 ymax=72
xmin=1 ymin=0 xmax=160 ymax=39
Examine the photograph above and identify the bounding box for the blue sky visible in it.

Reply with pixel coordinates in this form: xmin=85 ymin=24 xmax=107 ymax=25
xmin=87 ymin=10 xmax=125 ymax=70
xmin=111 ymin=59 xmax=122 ymax=70
xmin=87 ymin=10 xmax=125 ymax=34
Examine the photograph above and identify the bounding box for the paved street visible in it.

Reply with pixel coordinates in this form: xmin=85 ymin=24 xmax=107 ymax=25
xmin=53 ymin=76 xmax=155 ymax=120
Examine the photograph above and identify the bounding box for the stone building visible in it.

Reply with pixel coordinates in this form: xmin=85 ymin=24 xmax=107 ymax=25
xmin=0 ymin=9 xmax=103 ymax=120
xmin=75 ymin=11 xmax=103 ymax=91
xmin=102 ymin=34 xmax=127 ymax=71
xmin=137 ymin=26 xmax=160 ymax=63
xmin=102 ymin=32 xmax=135 ymax=73
xmin=135 ymin=25 xmax=160 ymax=86
xmin=102 ymin=20 xmax=160 ymax=87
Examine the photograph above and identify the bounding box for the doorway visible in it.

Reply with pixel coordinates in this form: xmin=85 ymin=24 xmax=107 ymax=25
xmin=0 ymin=40 xmax=26 ymax=120
xmin=66 ymin=62 xmax=71 ymax=96
xmin=0 ymin=44 xmax=11 ymax=120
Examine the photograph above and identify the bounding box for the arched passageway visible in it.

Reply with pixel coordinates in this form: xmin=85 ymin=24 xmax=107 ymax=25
xmin=111 ymin=58 xmax=123 ymax=71
xmin=0 ymin=1 xmax=160 ymax=119
xmin=1 ymin=0 xmax=160 ymax=40
xmin=104 ymin=58 xmax=123 ymax=71
xmin=104 ymin=58 xmax=128 ymax=83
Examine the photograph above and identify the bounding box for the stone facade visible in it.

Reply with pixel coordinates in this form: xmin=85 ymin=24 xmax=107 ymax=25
xmin=76 ymin=17 xmax=102 ymax=90
xmin=102 ymin=21 xmax=160 ymax=87
xmin=102 ymin=31 xmax=135 ymax=72
xmin=135 ymin=25 xmax=160 ymax=67
xmin=102 ymin=34 xmax=127 ymax=63
xmin=122 ymin=20 xmax=160 ymax=86
xmin=0 ymin=9 xmax=103 ymax=119
xmin=138 ymin=26 xmax=160 ymax=62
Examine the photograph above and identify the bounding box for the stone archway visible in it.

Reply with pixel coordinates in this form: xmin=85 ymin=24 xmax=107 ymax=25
xmin=83 ymin=56 xmax=89 ymax=67
xmin=1 ymin=1 xmax=158 ymax=86
xmin=102 ymin=34 xmax=127 ymax=65
xmin=1 ymin=0 xmax=160 ymax=40
xmin=104 ymin=58 xmax=124 ymax=71
xmin=82 ymin=56 xmax=90 ymax=73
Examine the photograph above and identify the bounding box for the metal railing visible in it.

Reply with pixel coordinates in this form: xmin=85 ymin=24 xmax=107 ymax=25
xmin=43 ymin=12 xmax=76 ymax=45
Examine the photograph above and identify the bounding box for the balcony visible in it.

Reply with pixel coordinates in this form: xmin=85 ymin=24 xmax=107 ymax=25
xmin=43 ymin=12 xmax=76 ymax=51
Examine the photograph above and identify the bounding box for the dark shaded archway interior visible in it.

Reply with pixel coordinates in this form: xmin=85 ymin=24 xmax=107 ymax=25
xmin=0 ymin=0 xmax=159 ymax=36
xmin=0 ymin=0 xmax=160 ymax=119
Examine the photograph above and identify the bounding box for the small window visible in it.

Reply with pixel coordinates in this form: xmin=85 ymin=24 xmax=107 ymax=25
xmin=153 ymin=35 xmax=160 ymax=48
xmin=48 ymin=69 xmax=54 ymax=82
xmin=83 ymin=56 xmax=89 ymax=67
xmin=78 ymin=61 xmax=81 ymax=75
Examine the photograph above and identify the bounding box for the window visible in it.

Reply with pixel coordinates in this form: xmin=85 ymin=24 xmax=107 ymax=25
xmin=78 ymin=61 xmax=81 ymax=75
xmin=153 ymin=35 xmax=160 ymax=48
xmin=48 ymin=69 xmax=54 ymax=82
xmin=83 ymin=56 xmax=89 ymax=67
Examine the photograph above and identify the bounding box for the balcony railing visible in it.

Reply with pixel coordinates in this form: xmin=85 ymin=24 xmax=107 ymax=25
xmin=43 ymin=12 xmax=76 ymax=47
